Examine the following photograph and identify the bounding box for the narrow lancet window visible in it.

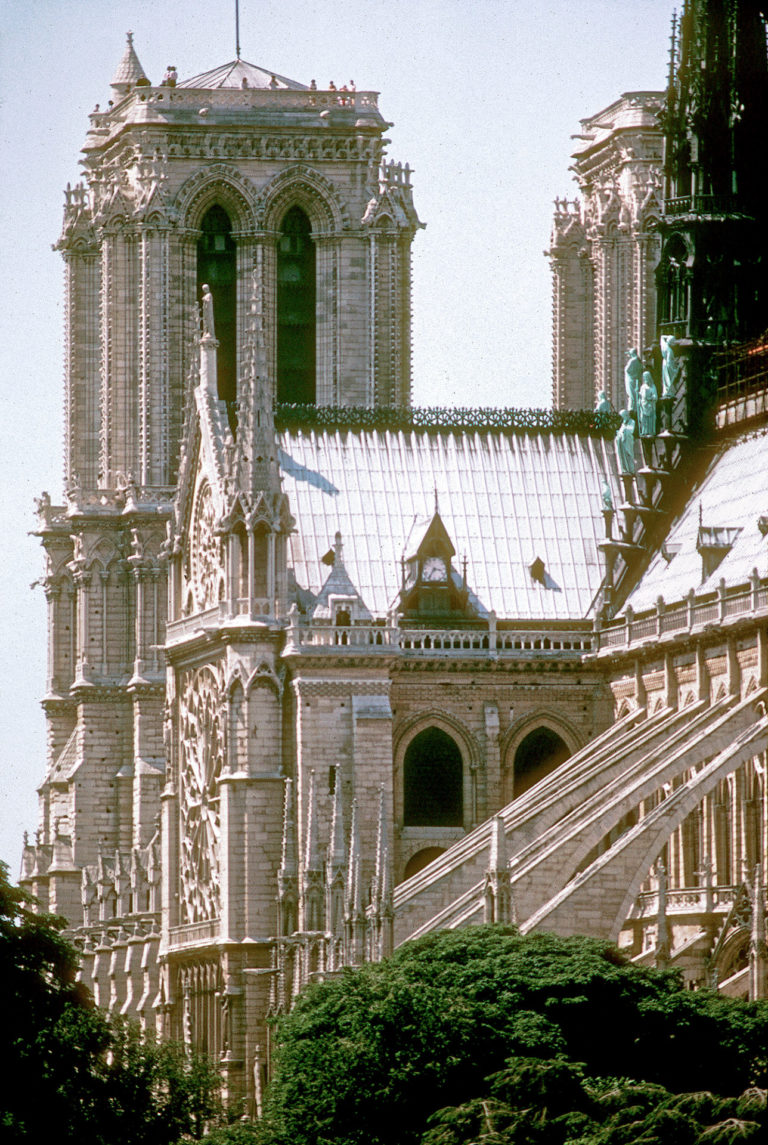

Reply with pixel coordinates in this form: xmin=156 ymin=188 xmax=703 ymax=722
xmin=197 ymin=205 xmax=236 ymax=405
xmin=277 ymin=206 xmax=316 ymax=404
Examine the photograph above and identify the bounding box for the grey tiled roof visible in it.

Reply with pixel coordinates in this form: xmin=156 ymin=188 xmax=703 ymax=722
xmin=278 ymin=428 xmax=620 ymax=621
xmin=626 ymin=430 xmax=768 ymax=612
xmin=179 ymin=59 xmax=306 ymax=90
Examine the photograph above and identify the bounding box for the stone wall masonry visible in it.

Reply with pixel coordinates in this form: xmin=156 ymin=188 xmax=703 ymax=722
xmin=390 ymin=665 xmax=610 ymax=878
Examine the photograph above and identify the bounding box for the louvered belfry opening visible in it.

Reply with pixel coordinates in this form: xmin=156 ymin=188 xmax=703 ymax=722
xmin=197 ymin=205 xmax=237 ymax=404
xmin=277 ymin=205 xmax=316 ymax=404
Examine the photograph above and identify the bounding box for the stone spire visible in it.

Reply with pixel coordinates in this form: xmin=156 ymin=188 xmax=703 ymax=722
xmin=749 ymin=863 xmax=768 ymax=1000
xmin=483 ymin=816 xmax=514 ymax=925
xmin=277 ymin=778 xmax=298 ymax=937
xmin=369 ymin=785 xmax=394 ymax=960
xmin=326 ymin=771 xmax=347 ymax=961
xmin=655 ymin=858 xmax=671 ymax=969
xmin=345 ymin=799 xmax=365 ymax=965
xmin=301 ymin=770 xmax=323 ymax=932
xmin=233 ymin=267 xmax=281 ymax=501
xmin=111 ymin=32 xmax=149 ymax=94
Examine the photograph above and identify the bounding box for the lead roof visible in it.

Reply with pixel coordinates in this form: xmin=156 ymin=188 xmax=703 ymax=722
xmin=278 ymin=428 xmax=620 ymax=622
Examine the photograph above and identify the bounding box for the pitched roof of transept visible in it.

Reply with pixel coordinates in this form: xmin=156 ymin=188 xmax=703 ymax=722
xmin=278 ymin=428 xmax=619 ymax=621
xmin=625 ymin=430 xmax=768 ymax=613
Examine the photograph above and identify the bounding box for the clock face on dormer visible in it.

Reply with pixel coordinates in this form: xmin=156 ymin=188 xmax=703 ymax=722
xmin=178 ymin=667 xmax=223 ymax=924
xmin=422 ymin=556 xmax=448 ymax=583
xmin=190 ymin=481 xmax=221 ymax=610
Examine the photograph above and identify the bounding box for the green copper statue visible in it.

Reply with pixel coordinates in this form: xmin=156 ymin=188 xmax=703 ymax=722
xmin=624 ymin=348 xmax=643 ymax=412
xmin=660 ymin=334 xmax=680 ymax=399
xmin=615 ymin=409 xmax=636 ymax=476
xmin=638 ymin=371 xmax=657 ymax=437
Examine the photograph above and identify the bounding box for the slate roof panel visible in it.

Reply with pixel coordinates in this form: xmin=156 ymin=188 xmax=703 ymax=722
xmin=626 ymin=430 xmax=768 ymax=613
xmin=278 ymin=428 xmax=618 ymax=621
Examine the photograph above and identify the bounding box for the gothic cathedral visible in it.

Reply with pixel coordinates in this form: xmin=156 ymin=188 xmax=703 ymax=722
xmin=21 ymin=2 xmax=768 ymax=1112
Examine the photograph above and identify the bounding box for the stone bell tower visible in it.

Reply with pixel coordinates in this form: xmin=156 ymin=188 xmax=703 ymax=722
xmin=59 ymin=34 xmax=422 ymax=494
xmin=23 ymin=33 xmax=421 ymax=1001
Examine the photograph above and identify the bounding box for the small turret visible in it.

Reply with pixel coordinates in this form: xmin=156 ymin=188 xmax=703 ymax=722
xmin=110 ymin=32 xmax=149 ymax=95
xmin=483 ymin=816 xmax=514 ymax=925
xmin=301 ymin=770 xmax=323 ymax=932
xmin=277 ymin=779 xmax=298 ymax=938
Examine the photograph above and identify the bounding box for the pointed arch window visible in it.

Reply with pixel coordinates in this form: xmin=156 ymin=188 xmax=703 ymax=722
xmin=403 ymin=727 xmax=463 ymax=827
xmin=512 ymin=727 xmax=570 ymax=798
xmin=277 ymin=205 xmax=316 ymax=404
xmin=197 ymin=205 xmax=236 ymax=405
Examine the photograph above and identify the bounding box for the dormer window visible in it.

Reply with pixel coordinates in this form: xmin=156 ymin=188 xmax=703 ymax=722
xmin=696 ymin=525 xmax=742 ymax=580
xmin=400 ymin=509 xmax=474 ymax=622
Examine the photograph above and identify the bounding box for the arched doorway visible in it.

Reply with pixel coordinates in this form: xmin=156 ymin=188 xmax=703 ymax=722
xmin=512 ymin=727 xmax=571 ymax=798
xmin=403 ymin=727 xmax=463 ymax=827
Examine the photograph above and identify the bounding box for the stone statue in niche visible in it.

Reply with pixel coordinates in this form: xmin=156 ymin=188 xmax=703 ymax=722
xmin=660 ymin=334 xmax=680 ymax=399
xmin=595 ymin=390 xmax=612 ymax=414
xmin=615 ymin=409 xmax=636 ymax=476
xmin=201 ymin=283 xmax=215 ymax=340
xmin=624 ymin=348 xmax=643 ymax=412
xmin=638 ymin=371 xmax=657 ymax=437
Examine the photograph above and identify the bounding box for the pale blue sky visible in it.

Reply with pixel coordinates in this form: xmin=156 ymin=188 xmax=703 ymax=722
xmin=0 ymin=0 xmax=674 ymax=868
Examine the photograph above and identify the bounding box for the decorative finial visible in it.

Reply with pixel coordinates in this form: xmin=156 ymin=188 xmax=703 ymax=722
xmin=235 ymin=0 xmax=241 ymax=59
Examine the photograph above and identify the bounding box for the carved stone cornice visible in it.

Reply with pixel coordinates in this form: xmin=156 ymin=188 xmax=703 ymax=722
xmin=291 ymin=677 xmax=391 ymax=699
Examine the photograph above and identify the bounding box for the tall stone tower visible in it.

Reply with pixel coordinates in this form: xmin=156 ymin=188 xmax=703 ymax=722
xmin=657 ymin=0 xmax=768 ymax=431
xmin=549 ymin=92 xmax=664 ymax=410
xmin=23 ymin=37 xmax=421 ymax=1079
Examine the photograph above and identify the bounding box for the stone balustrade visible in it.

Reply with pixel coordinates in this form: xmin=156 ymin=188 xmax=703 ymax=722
xmin=597 ymin=573 xmax=768 ymax=653
xmin=98 ymin=87 xmax=379 ymax=124
xmin=284 ymin=624 xmax=593 ymax=658
xmin=630 ymin=885 xmax=739 ymax=918
xmin=168 ymin=919 xmax=220 ymax=948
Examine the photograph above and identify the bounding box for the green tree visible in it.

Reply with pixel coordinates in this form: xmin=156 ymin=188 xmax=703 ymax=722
xmin=261 ymin=926 xmax=768 ymax=1145
xmin=0 ymin=862 xmax=221 ymax=1143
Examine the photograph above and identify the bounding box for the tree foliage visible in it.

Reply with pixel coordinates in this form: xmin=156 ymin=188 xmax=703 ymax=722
xmin=0 ymin=862 xmax=221 ymax=1143
xmin=261 ymin=926 xmax=768 ymax=1145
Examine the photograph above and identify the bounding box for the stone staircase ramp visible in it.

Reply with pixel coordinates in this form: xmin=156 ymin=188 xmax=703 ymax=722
xmin=522 ymin=708 xmax=768 ymax=940
xmin=394 ymin=704 xmax=706 ymax=943
xmin=509 ymin=694 xmax=749 ymax=919
xmin=394 ymin=710 xmax=643 ymax=936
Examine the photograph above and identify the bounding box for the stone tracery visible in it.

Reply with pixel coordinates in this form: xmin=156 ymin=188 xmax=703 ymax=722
xmin=178 ymin=666 xmax=224 ymax=924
